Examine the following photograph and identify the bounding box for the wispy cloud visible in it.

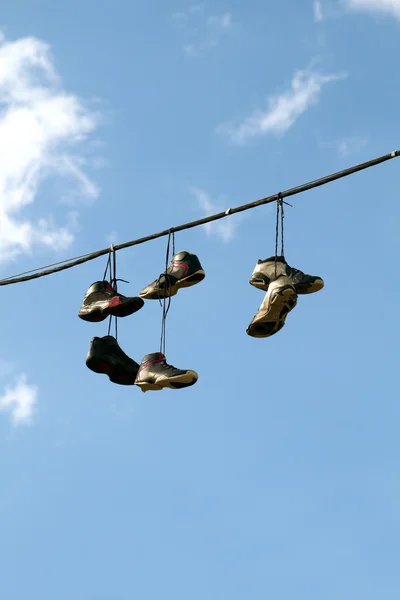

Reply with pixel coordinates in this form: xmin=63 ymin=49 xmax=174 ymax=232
xmin=320 ymin=135 xmax=368 ymax=157
xmin=0 ymin=32 xmax=102 ymax=265
xmin=189 ymin=3 xmax=204 ymax=12
xmin=189 ymin=186 xmax=241 ymax=242
xmin=172 ymin=6 xmax=233 ymax=57
xmin=318 ymin=0 xmax=400 ymax=21
xmin=217 ymin=65 xmax=346 ymax=144
xmin=183 ymin=40 xmax=217 ymax=57
xmin=207 ymin=13 xmax=233 ymax=29
xmin=313 ymin=0 xmax=324 ymax=21
xmin=345 ymin=0 xmax=400 ymax=19
xmin=337 ymin=136 xmax=368 ymax=157
xmin=0 ymin=375 xmax=38 ymax=426
xmin=172 ymin=3 xmax=204 ymax=23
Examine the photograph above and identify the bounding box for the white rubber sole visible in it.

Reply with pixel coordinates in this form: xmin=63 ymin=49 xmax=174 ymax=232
xmin=135 ymin=371 xmax=198 ymax=393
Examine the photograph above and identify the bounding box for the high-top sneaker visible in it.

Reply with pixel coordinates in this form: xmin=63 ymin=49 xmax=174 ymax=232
xmin=78 ymin=281 xmax=144 ymax=322
xmin=139 ymin=251 xmax=205 ymax=300
xmin=134 ymin=352 xmax=198 ymax=392
xmin=246 ymin=276 xmax=298 ymax=338
xmin=85 ymin=335 xmax=140 ymax=385
xmin=249 ymin=256 xmax=324 ymax=295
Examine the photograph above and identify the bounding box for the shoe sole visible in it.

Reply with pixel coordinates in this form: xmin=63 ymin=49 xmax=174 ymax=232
xmin=86 ymin=354 xmax=138 ymax=385
xmin=294 ymin=278 xmax=324 ymax=295
xmin=139 ymin=270 xmax=206 ymax=300
xmin=246 ymin=285 xmax=297 ymax=338
xmin=79 ymin=296 xmax=144 ymax=322
xmin=249 ymin=276 xmax=324 ymax=295
xmin=135 ymin=372 xmax=198 ymax=392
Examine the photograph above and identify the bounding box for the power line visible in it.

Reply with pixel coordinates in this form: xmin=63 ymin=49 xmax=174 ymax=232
xmin=1 ymin=149 xmax=399 ymax=287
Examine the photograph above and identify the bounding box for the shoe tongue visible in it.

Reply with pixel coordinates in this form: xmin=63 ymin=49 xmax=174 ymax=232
xmin=101 ymin=335 xmax=119 ymax=345
xmin=141 ymin=352 xmax=165 ymax=364
xmin=258 ymin=255 xmax=286 ymax=264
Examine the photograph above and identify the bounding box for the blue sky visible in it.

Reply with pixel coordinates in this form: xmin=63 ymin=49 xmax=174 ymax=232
xmin=0 ymin=1 xmax=399 ymax=598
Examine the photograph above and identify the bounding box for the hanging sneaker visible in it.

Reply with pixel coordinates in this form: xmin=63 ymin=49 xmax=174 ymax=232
xmin=246 ymin=276 xmax=298 ymax=338
xmin=85 ymin=335 xmax=140 ymax=385
xmin=249 ymin=256 xmax=324 ymax=295
xmin=139 ymin=251 xmax=205 ymax=300
xmin=286 ymin=263 xmax=324 ymax=295
xmin=134 ymin=352 xmax=198 ymax=392
xmin=78 ymin=281 xmax=144 ymax=322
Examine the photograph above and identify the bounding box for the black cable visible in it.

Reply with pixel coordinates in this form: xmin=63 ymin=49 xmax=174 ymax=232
xmin=0 ymin=149 xmax=398 ymax=287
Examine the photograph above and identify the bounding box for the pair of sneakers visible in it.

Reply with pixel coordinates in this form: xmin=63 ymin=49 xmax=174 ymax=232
xmin=78 ymin=251 xmax=205 ymax=392
xmin=85 ymin=337 xmax=198 ymax=392
xmin=246 ymin=256 xmax=324 ymax=338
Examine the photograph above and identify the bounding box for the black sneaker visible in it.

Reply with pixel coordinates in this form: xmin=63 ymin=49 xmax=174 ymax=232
xmin=78 ymin=281 xmax=144 ymax=322
xmin=134 ymin=352 xmax=198 ymax=392
xmin=249 ymin=256 xmax=324 ymax=295
xmin=139 ymin=251 xmax=205 ymax=300
xmin=85 ymin=335 xmax=140 ymax=385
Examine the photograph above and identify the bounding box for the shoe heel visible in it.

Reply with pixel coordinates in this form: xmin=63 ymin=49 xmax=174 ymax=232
xmin=86 ymin=357 xmax=111 ymax=375
xmin=109 ymin=373 xmax=137 ymax=385
xmin=135 ymin=381 xmax=163 ymax=392
xmin=78 ymin=308 xmax=106 ymax=323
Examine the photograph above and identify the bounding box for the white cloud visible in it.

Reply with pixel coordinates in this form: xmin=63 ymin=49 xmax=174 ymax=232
xmin=345 ymin=0 xmax=400 ymax=19
xmin=189 ymin=186 xmax=240 ymax=242
xmin=217 ymin=66 xmax=346 ymax=144
xmin=207 ymin=13 xmax=233 ymax=29
xmin=337 ymin=136 xmax=368 ymax=156
xmin=183 ymin=40 xmax=217 ymax=57
xmin=172 ymin=11 xmax=188 ymax=27
xmin=0 ymin=32 xmax=101 ymax=265
xmin=189 ymin=3 xmax=204 ymax=13
xmin=0 ymin=375 xmax=37 ymax=426
xmin=320 ymin=135 xmax=368 ymax=157
xmin=172 ymin=7 xmax=233 ymax=56
xmin=314 ymin=0 xmax=324 ymax=21
xmin=312 ymin=0 xmax=347 ymax=20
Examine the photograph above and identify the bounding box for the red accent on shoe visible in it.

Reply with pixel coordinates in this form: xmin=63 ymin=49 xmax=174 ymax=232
xmin=171 ymin=261 xmax=189 ymax=277
xmin=136 ymin=354 xmax=164 ymax=382
xmin=107 ymin=295 xmax=122 ymax=308
xmin=145 ymin=354 xmax=164 ymax=366
xmin=98 ymin=361 xmax=111 ymax=374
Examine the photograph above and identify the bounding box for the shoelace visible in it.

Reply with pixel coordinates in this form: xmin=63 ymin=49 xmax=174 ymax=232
xmin=111 ymin=277 xmax=129 ymax=289
xmin=274 ymin=197 xmax=284 ymax=278
xmin=159 ymin=230 xmax=176 ymax=355
xmin=156 ymin=271 xmax=172 ymax=291
xmin=159 ymin=360 xmax=179 ymax=371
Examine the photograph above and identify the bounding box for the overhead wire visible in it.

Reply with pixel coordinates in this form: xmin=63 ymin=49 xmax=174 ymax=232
xmin=0 ymin=149 xmax=398 ymax=287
